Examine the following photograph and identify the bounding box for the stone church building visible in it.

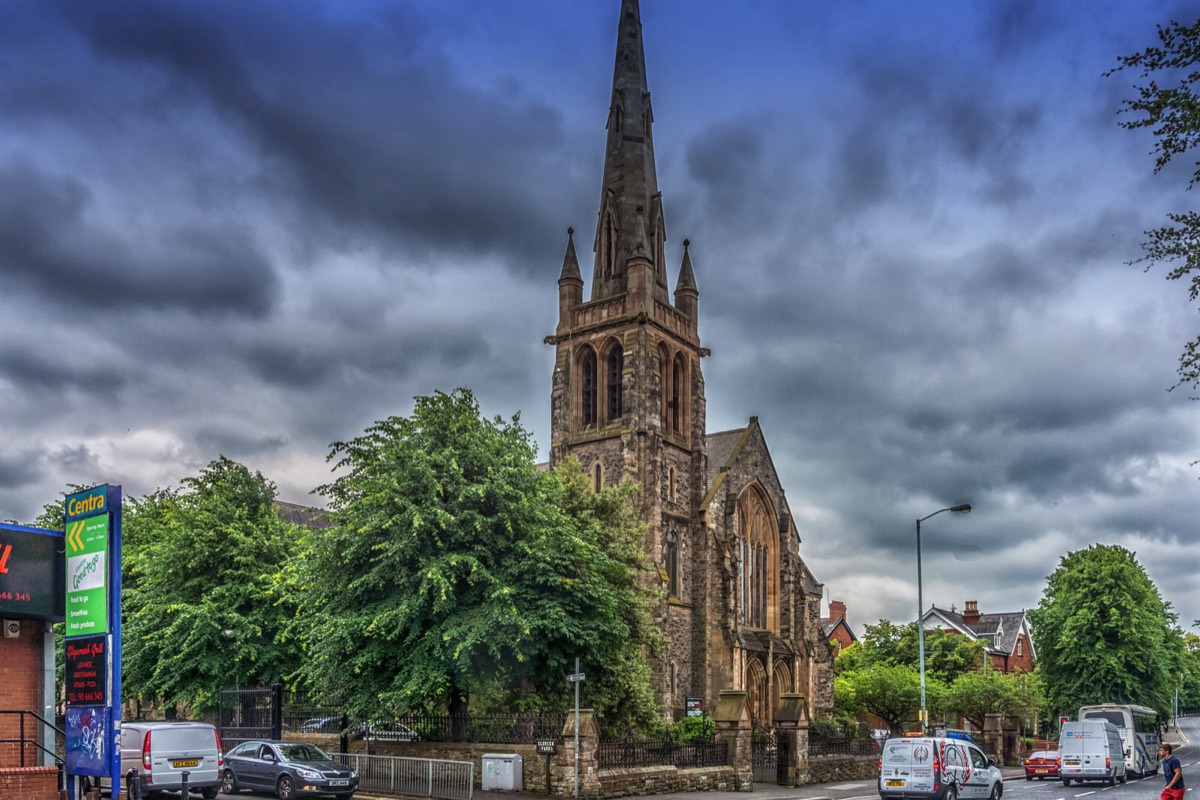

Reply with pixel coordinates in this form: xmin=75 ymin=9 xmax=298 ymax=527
xmin=545 ymin=0 xmax=834 ymax=725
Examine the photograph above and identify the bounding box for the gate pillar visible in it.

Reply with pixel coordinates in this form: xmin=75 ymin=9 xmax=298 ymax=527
xmin=715 ymin=690 xmax=753 ymax=791
xmin=775 ymin=692 xmax=810 ymax=786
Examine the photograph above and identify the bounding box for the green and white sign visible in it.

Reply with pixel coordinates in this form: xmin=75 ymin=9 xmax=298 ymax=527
xmin=65 ymin=513 xmax=109 ymax=636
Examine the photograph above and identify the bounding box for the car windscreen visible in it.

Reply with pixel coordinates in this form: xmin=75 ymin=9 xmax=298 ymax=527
xmin=279 ymin=743 xmax=331 ymax=762
xmin=1082 ymin=711 xmax=1124 ymax=727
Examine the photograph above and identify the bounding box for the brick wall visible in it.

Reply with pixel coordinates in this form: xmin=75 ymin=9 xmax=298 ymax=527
xmin=0 ymin=766 xmax=58 ymax=800
xmin=0 ymin=619 xmax=44 ymax=769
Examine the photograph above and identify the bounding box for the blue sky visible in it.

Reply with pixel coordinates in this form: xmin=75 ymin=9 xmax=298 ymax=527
xmin=1 ymin=0 xmax=1198 ymax=635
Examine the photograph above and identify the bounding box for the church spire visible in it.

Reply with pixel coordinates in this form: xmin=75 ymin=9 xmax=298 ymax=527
xmin=591 ymin=0 xmax=666 ymax=303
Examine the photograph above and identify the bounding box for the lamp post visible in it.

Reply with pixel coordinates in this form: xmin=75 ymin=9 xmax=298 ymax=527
xmin=916 ymin=503 xmax=971 ymax=733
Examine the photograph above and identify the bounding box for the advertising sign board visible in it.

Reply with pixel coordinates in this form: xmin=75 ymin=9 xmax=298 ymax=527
xmin=0 ymin=523 xmax=65 ymax=621
xmin=686 ymin=697 xmax=704 ymax=717
xmin=66 ymin=635 xmax=108 ymax=706
xmin=65 ymin=514 xmax=109 ymax=636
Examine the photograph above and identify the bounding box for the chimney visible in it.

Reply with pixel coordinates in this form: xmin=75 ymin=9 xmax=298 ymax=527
xmin=962 ymin=600 xmax=981 ymax=625
xmin=829 ymin=600 xmax=847 ymax=623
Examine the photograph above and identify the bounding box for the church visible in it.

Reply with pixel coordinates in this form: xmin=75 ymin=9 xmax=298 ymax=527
xmin=545 ymin=0 xmax=834 ymax=725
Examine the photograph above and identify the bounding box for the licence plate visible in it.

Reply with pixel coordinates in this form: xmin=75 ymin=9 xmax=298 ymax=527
xmin=173 ymin=759 xmax=199 ymax=768
xmin=331 ymin=780 xmax=350 ymax=786
xmin=886 ymin=780 xmax=905 ymax=787
xmin=1064 ymin=760 xmax=1080 ymax=766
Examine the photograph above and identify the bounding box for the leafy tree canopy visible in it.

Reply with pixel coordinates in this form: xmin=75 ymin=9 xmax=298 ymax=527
xmin=1028 ymin=544 xmax=1184 ymax=718
xmin=945 ymin=669 xmax=1041 ymax=733
xmin=1108 ymin=18 xmax=1200 ymax=389
xmin=121 ymin=457 xmax=301 ymax=713
xmin=291 ymin=389 xmax=660 ymax=729
xmin=841 ymin=618 xmax=985 ymax=683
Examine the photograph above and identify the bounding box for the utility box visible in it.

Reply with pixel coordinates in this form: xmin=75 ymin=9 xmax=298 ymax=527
xmin=482 ymin=753 xmax=524 ymax=791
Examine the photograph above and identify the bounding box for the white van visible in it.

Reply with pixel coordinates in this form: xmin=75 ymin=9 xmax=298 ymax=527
xmin=879 ymin=735 xmax=1004 ymax=800
xmin=1058 ymin=720 xmax=1127 ymax=786
xmin=109 ymin=721 xmax=224 ymax=798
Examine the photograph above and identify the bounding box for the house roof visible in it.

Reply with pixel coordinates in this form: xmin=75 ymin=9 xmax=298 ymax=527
xmin=274 ymin=500 xmax=333 ymax=529
xmin=924 ymin=605 xmax=1033 ymax=660
xmin=821 ymin=616 xmax=858 ymax=642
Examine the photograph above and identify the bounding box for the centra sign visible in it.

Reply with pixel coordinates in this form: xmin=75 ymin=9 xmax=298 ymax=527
xmin=65 ymin=485 xmax=108 ymax=522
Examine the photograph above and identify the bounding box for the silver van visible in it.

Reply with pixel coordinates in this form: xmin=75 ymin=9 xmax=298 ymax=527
xmin=1059 ymin=720 xmax=1127 ymax=786
xmin=879 ymin=735 xmax=1003 ymax=800
xmin=116 ymin=721 xmax=223 ymax=798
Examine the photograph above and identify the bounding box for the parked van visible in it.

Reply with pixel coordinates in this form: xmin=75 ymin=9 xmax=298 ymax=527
xmin=1058 ymin=720 xmax=1127 ymax=787
xmin=879 ymin=735 xmax=1004 ymax=800
xmin=107 ymin=721 xmax=224 ymax=798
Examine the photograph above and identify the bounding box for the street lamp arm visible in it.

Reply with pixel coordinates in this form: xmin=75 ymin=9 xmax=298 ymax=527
xmin=917 ymin=504 xmax=972 ymax=525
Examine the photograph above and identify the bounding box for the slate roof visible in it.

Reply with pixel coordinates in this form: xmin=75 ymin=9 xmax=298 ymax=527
xmin=274 ymin=500 xmax=333 ymax=529
xmin=704 ymin=426 xmax=747 ymax=489
xmin=926 ymin=605 xmax=1029 ymax=657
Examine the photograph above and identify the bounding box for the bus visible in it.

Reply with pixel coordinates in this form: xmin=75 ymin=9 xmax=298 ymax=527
xmin=1077 ymin=704 xmax=1161 ymax=777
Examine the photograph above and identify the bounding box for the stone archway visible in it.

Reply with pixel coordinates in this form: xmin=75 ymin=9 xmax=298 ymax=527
xmin=746 ymin=657 xmax=769 ymax=725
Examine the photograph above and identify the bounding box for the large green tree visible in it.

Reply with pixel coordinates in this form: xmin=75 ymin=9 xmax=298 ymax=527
xmin=944 ymin=669 xmax=1041 ymax=733
xmin=121 ymin=457 xmax=301 ymax=713
xmin=291 ymin=388 xmax=660 ymax=728
xmin=1028 ymin=544 xmax=1184 ymax=718
xmin=840 ymin=619 xmax=985 ymax=683
xmin=836 ymin=663 xmax=930 ymax=735
xmin=1108 ymin=18 xmax=1200 ymax=389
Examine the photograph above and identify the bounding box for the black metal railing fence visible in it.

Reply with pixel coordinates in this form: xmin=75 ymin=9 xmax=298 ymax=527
xmin=596 ymin=733 xmax=727 ymax=769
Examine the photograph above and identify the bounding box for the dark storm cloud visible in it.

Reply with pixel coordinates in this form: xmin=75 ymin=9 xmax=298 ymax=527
xmin=0 ymin=347 xmax=126 ymax=396
xmin=0 ymin=159 xmax=278 ymax=316
xmin=49 ymin=0 xmax=588 ymax=275
xmin=0 ymin=451 xmax=44 ymax=491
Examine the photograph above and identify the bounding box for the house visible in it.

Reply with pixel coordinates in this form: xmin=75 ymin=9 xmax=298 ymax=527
xmin=922 ymin=600 xmax=1035 ymax=673
xmin=822 ymin=600 xmax=858 ymax=656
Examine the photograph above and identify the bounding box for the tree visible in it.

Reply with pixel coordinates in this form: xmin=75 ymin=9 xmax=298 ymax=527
xmin=848 ymin=619 xmax=985 ymax=683
xmin=1028 ymin=544 xmax=1184 ymax=718
xmin=121 ymin=457 xmax=301 ymax=713
xmin=1108 ymin=18 xmax=1200 ymax=389
xmin=944 ymin=670 xmax=1040 ymax=733
xmin=291 ymin=388 xmax=660 ymax=728
xmin=837 ymin=663 xmax=930 ymax=735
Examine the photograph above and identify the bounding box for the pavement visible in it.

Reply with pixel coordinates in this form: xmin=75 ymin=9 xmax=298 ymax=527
xmin=350 ymin=725 xmax=1191 ymax=800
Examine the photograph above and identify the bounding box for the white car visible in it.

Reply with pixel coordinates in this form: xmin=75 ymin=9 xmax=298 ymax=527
xmin=879 ymin=735 xmax=1003 ymax=800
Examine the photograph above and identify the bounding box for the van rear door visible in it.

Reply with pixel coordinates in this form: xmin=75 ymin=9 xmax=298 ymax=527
xmin=880 ymin=738 xmax=937 ymax=794
xmin=145 ymin=724 xmax=220 ymax=790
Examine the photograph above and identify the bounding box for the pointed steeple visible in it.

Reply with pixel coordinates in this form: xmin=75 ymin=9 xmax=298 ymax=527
xmin=559 ymin=226 xmax=582 ymax=285
xmin=591 ymin=0 xmax=666 ymax=303
xmin=557 ymin=227 xmax=583 ymax=333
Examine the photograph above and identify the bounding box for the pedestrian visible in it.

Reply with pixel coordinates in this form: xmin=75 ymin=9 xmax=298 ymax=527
xmin=1160 ymin=743 xmax=1184 ymax=800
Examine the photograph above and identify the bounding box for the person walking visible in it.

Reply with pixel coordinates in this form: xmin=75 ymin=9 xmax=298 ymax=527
xmin=1160 ymin=743 xmax=1185 ymax=800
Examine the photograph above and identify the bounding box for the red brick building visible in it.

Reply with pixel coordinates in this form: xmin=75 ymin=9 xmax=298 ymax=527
xmin=922 ymin=600 xmax=1035 ymax=673
xmin=821 ymin=600 xmax=858 ymax=656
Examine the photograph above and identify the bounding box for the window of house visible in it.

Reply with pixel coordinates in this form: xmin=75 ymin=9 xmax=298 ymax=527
xmin=1016 ymin=639 xmax=1023 ymax=657
xmin=580 ymin=348 xmax=597 ymax=427
xmin=606 ymin=344 xmax=623 ymax=422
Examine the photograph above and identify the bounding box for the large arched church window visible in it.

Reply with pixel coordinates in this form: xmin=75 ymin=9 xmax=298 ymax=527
xmin=738 ymin=485 xmax=778 ymax=631
xmin=606 ymin=342 xmax=623 ymax=422
xmin=580 ymin=347 xmax=597 ymax=428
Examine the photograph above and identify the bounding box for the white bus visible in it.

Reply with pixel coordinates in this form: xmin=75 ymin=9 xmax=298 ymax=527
xmin=1078 ymin=704 xmax=1161 ymax=776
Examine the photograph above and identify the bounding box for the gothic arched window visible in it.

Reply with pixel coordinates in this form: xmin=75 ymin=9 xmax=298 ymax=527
xmin=659 ymin=344 xmax=671 ymax=430
xmin=738 ymin=486 xmax=778 ymax=631
xmin=593 ymin=462 xmax=603 ymax=492
xmin=580 ymin=348 xmax=597 ymax=428
xmin=665 ymin=528 xmax=679 ymax=598
xmin=606 ymin=343 xmax=624 ymax=422
xmin=671 ymin=353 xmax=686 ymax=434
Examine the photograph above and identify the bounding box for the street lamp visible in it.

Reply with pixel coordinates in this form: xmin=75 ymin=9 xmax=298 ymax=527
xmin=916 ymin=503 xmax=972 ymax=733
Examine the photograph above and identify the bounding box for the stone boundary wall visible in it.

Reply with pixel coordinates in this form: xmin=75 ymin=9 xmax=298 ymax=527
xmin=0 ymin=765 xmax=59 ymax=800
xmin=596 ymin=766 xmax=738 ymax=798
xmin=802 ymin=754 xmax=878 ymax=785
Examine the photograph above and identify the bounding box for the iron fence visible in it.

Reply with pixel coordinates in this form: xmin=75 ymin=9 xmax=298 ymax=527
xmin=596 ymin=734 xmax=727 ymax=769
xmin=335 ymin=753 xmax=474 ymax=800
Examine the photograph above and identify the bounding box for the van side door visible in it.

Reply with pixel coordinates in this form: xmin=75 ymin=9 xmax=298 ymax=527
xmin=962 ymin=744 xmax=992 ymax=798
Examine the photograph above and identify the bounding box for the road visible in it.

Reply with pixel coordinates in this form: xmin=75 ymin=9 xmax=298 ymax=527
xmin=216 ymin=717 xmax=1197 ymax=800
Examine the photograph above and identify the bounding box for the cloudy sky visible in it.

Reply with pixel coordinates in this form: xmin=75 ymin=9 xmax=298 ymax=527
xmin=2 ymin=0 xmax=1198 ymax=636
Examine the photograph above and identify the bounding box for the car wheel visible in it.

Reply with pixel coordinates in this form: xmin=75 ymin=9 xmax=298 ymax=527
xmin=944 ymin=786 xmax=957 ymax=800
xmin=201 ymin=789 xmax=219 ymax=800
xmin=1109 ymin=774 xmax=1117 ymax=787
xmin=1025 ymin=776 xmax=1032 ymax=781
xmin=1062 ymin=778 xmax=1071 ymax=787
xmin=277 ymin=774 xmax=296 ymax=800
xmin=222 ymin=769 xmax=240 ymax=794
xmin=1120 ymin=772 xmax=1127 ymax=784
xmin=991 ymin=782 xmax=1002 ymax=800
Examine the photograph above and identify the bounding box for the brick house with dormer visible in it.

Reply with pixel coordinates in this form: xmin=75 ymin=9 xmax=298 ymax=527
xmin=922 ymin=600 xmax=1035 ymax=673
xmin=822 ymin=600 xmax=858 ymax=656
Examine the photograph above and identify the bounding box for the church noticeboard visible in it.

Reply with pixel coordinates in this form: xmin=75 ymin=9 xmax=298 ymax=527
xmin=66 ymin=635 xmax=108 ymax=706
xmin=686 ymin=697 xmax=704 ymax=717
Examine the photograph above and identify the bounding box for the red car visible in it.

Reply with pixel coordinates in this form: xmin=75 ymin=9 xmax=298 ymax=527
xmin=1025 ymin=750 xmax=1060 ymax=780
